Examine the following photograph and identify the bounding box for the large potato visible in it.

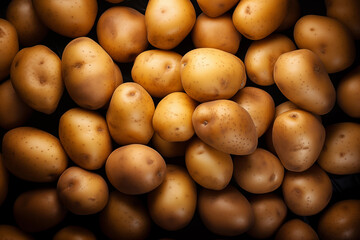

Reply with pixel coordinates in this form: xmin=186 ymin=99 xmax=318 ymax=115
xmin=196 ymin=0 xmax=239 ymax=18
xmin=0 ymin=154 xmax=8 ymax=206
xmin=2 ymin=127 xmax=68 ymax=182
xmin=106 ymin=82 xmax=155 ymax=145
xmin=181 ymin=48 xmax=246 ymax=102
xmin=275 ymin=219 xmax=319 ymax=240
xmin=10 ymin=45 xmax=63 ymax=114
xmin=273 ymin=49 xmax=336 ymax=115
xmin=192 ymin=99 xmax=257 ymax=155
xmin=53 ymin=226 xmax=96 ymax=240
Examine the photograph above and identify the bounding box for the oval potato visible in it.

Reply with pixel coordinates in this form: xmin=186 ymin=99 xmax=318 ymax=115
xmin=0 ymin=19 xmax=19 ymax=81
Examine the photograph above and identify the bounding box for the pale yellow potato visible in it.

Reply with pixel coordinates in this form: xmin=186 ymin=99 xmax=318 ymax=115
xmin=197 ymin=0 xmax=239 ymax=17
xmin=294 ymin=15 xmax=356 ymax=73
xmin=275 ymin=219 xmax=319 ymax=240
xmin=0 ymin=154 xmax=8 ymax=206
xmin=131 ymin=49 xmax=183 ymax=98
xmin=277 ymin=0 xmax=301 ymax=31
xmin=273 ymin=49 xmax=336 ymax=115
xmin=32 ymin=0 xmax=97 ymax=38
xmin=10 ymin=45 xmax=63 ymax=114
xmin=151 ymin=132 xmax=187 ymax=158
xmin=145 ymin=0 xmax=196 ymax=50
xmin=53 ymin=226 xmax=96 ymax=240
xmin=191 ymin=13 xmax=242 ymax=54
xmin=232 ymin=0 xmax=288 ymax=40
xmin=106 ymin=82 xmax=155 ymax=145
xmin=245 ymin=34 xmax=296 ymax=86
xmin=0 ymin=225 xmax=34 ymax=240
xmin=181 ymin=48 xmax=246 ymax=102
xmin=152 ymin=92 xmax=197 ymax=142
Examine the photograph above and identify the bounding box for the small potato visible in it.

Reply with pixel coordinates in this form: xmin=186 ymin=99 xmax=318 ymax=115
xmin=106 ymin=82 xmax=155 ymax=145
xmin=244 ymin=34 xmax=296 ymax=86
xmin=0 ymin=225 xmax=34 ymax=240
xmin=6 ymin=0 xmax=48 ymax=46
xmin=147 ymin=164 xmax=197 ymax=231
xmin=185 ymin=136 xmax=233 ymax=190
xmin=10 ymin=45 xmax=63 ymax=114
xmin=97 ymin=6 xmax=148 ymax=63
xmin=151 ymin=132 xmax=187 ymax=158
xmin=0 ymin=80 xmax=33 ymax=129
xmin=232 ymin=0 xmax=288 ymax=40
xmin=152 ymin=92 xmax=197 ymax=142
xmin=59 ymin=107 xmax=112 ymax=170
xmin=57 ymin=166 xmax=109 ymax=215
xmin=99 ymin=191 xmax=151 ymax=240
xmin=0 ymin=154 xmax=9 ymax=206
xmin=2 ymin=127 xmax=68 ymax=182
xmin=277 ymin=0 xmax=301 ymax=31
xmin=0 ymin=19 xmax=19 ymax=82
xmin=181 ymin=48 xmax=246 ymax=102
xmin=191 ymin=13 xmax=242 ymax=54
xmin=198 ymin=185 xmax=254 ymax=236
xmin=53 ymin=226 xmax=96 ymax=240
xmin=192 ymin=99 xmax=258 ymax=155
xmin=13 ymin=188 xmax=67 ymax=232
xmin=275 ymin=219 xmax=319 ymax=240
xmin=233 ymin=148 xmax=284 ymax=194
xmin=274 ymin=49 xmax=336 ymax=115
xmin=294 ymin=15 xmax=356 ymax=73
xmin=282 ymin=164 xmax=332 ymax=216
xmin=196 ymin=0 xmax=239 ymax=18
xmin=131 ymin=49 xmax=183 ymax=98
xmin=317 ymin=122 xmax=360 ymax=175
xmin=32 ymin=0 xmax=97 ymax=38
xmin=105 ymin=144 xmax=166 ymax=195
xmin=145 ymin=0 xmax=196 ymax=50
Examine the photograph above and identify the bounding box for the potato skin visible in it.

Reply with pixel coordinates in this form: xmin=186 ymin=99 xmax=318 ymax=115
xmin=0 ymin=225 xmax=34 ymax=240
xmin=53 ymin=226 xmax=96 ymax=240
xmin=151 ymin=133 xmax=187 ymax=158
xmin=277 ymin=0 xmax=301 ymax=31
xmin=196 ymin=0 xmax=239 ymax=18
xmin=2 ymin=127 xmax=68 ymax=182
xmin=0 ymin=154 xmax=9 ymax=206
xmin=275 ymin=219 xmax=319 ymax=240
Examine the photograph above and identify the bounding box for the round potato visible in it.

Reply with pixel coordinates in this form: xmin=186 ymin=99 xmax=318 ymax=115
xmin=191 ymin=13 xmax=242 ymax=54
xmin=147 ymin=164 xmax=197 ymax=231
xmin=53 ymin=226 xmax=96 ymax=240
xmin=181 ymin=48 xmax=246 ymax=102
xmin=131 ymin=50 xmax=183 ymax=98
xmin=32 ymin=0 xmax=97 ymax=38
xmin=0 ymin=225 xmax=34 ymax=240
xmin=0 ymin=154 xmax=9 ymax=206
xmin=10 ymin=44 xmax=63 ymax=114
xmin=59 ymin=107 xmax=112 ymax=170
xmin=192 ymin=99 xmax=258 ymax=155
xmin=2 ymin=127 xmax=68 ymax=182
xmin=277 ymin=0 xmax=301 ymax=31
xmin=294 ymin=15 xmax=356 ymax=73
xmin=275 ymin=219 xmax=319 ymax=240
xmin=6 ymin=0 xmax=48 ymax=46
xmin=196 ymin=0 xmax=239 ymax=18
xmin=97 ymin=6 xmax=148 ymax=63
xmin=244 ymin=34 xmax=296 ymax=86
xmin=151 ymin=132 xmax=187 ymax=158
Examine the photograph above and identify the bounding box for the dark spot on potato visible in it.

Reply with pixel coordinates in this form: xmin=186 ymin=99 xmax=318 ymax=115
xmin=313 ymin=64 xmax=321 ymax=73
xmin=147 ymin=159 xmax=154 ymax=165
xmin=218 ymin=3 xmax=225 ymax=8
xmin=97 ymin=126 xmax=103 ymax=132
xmin=73 ymin=62 xmax=84 ymax=69
xmin=293 ymin=187 xmax=302 ymax=196
xmin=319 ymin=43 xmax=326 ymax=54
xmin=161 ymin=8 xmax=166 ymax=14
xmin=339 ymin=152 xmax=345 ymax=157
xmin=128 ymin=91 xmax=136 ymax=97
xmin=245 ymin=6 xmax=251 ymax=14
xmin=197 ymin=150 xmax=204 ymax=155
xmin=39 ymin=60 xmax=44 ymax=65
xmin=310 ymin=27 xmax=315 ymax=31
xmin=88 ymin=197 xmax=96 ymax=202
xmin=290 ymin=113 xmax=298 ymax=118
xmin=0 ymin=27 xmax=5 ymax=37
xmin=339 ymin=134 xmax=345 ymax=138
xmin=269 ymin=173 xmax=276 ymax=182
xmin=203 ymin=120 xmax=208 ymax=126
xmin=39 ymin=75 xmax=47 ymax=85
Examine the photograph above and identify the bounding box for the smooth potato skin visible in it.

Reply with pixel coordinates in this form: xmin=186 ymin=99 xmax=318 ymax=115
xmin=0 ymin=154 xmax=8 ymax=206
xmin=197 ymin=0 xmax=239 ymax=18
xmin=0 ymin=225 xmax=34 ymax=240
xmin=277 ymin=0 xmax=301 ymax=31
xmin=151 ymin=133 xmax=187 ymax=158
xmin=53 ymin=226 xmax=96 ymax=240
xmin=275 ymin=219 xmax=319 ymax=240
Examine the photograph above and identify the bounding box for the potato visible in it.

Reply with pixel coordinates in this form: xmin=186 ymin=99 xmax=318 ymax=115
xmin=232 ymin=86 xmax=275 ymax=137
xmin=151 ymin=132 xmax=187 ymax=158
xmin=277 ymin=0 xmax=301 ymax=31
xmin=106 ymin=82 xmax=155 ymax=145
xmin=57 ymin=166 xmax=109 ymax=215
xmin=10 ymin=45 xmax=63 ymax=114
xmin=6 ymin=0 xmax=48 ymax=46
xmin=198 ymin=185 xmax=254 ymax=236
xmin=0 ymin=225 xmax=34 ymax=240
xmin=0 ymin=154 xmax=8 ymax=206
xmin=61 ymin=37 xmax=117 ymax=110
xmin=13 ymin=188 xmax=67 ymax=232
xmin=185 ymin=136 xmax=233 ymax=190
xmin=196 ymin=0 xmax=239 ymax=18
xmin=0 ymin=80 xmax=33 ymax=129
xmin=232 ymin=0 xmax=288 ymax=40
xmin=181 ymin=48 xmax=246 ymax=102
xmin=317 ymin=122 xmax=360 ymax=175
xmin=317 ymin=199 xmax=360 ymax=240
xmin=275 ymin=219 xmax=319 ymax=240
xmin=97 ymin=6 xmax=148 ymax=63
xmin=191 ymin=13 xmax=242 ymax=54
xmin=59 ymin=107 xmax=112 ymax=170
xmin=113 ymin=63 xmax=123 ymax=88
xmin=145 ymin=0 xmax=196 ymax=50
xmin=325 ymin=0 xmax=360 ymax=39
xmin=282 ymin=164 xmax=332 ymax=216
xmin=32 ymin=0 xmax=97 ymax=38
xmin=152 ymin=92 xmax=197 ymax=142
xmin=337 ymin=66 xmax=360 ymax=118
xmin=105 ymin=144 xmax=166 ymax=195
xmin=274 ymin=49 xmax=336 ymax=115
xmin=244 ymin=34 xmax=296 ymax=86
xmin=53 ymin=226 xmax=96 ymax=240
xmin=2 ymin=127 xmax=68 ymax=182
xmin=0 ymin=19 xmax=19 ymax=82
xmin=99 ymin=191 xmax=151 ymax=240
xmin=294 ymin=15 xmax=356 ymax=73
xmin=233 ymin=148 xmax=284 ymax=194
xmin=272 ymin=109 xmax=325 ymax=172
xmin=131 ymin=49 xmax=183 ymax=98
xmin=147 ymin=164 xmax=197 ymax=231
xmin=192 ymin=99 xmax=257 ymax=155
xmin=247 ymin=193 xmax=287 ymax=239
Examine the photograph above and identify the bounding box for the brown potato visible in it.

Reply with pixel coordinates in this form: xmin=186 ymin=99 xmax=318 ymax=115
xmin=53 ymin=226 xmax=96 ymax=240
xmin=275 ymin=219 xmax=319 ymax=240
xmin=196 ymin=0 xmax=239 ymax=18
xmin=277 ymin=0 xmax=301 ymax=31
xmin=151 ymin=132 xmax=187 ymax=158
xmin=0 ymin=154 xmax=9 ymax=206
xmin=0 ymin=225 xmax=34 ymax=240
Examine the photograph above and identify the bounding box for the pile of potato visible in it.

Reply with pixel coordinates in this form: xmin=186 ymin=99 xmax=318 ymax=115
xmin=0 ymin=0 xmax=359 ymax=239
